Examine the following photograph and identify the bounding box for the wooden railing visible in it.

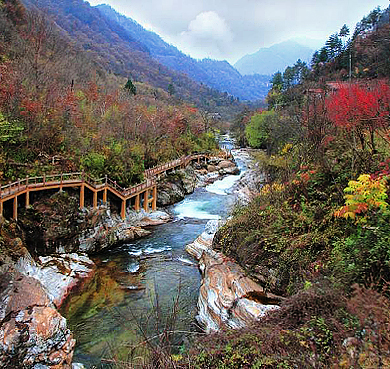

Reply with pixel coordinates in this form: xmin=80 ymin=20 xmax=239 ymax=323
xmin=0 ymin=172 xmax=158 ymax=201
xmin=143 ymin=150 xmax=231 ymax=178
xmin=0 ymin=149 xmax=231 ymax=214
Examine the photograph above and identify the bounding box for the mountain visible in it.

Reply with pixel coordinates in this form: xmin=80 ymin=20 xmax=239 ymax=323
xmin=20 ymin=0 xmax=249 ymax=118
xmin=21 ymin=0 xmax=270 ymax=102
xmin=235 ymin=40 xmax=314 ymax=76
xmin=94 ymin=4 xmax=270 ymax=101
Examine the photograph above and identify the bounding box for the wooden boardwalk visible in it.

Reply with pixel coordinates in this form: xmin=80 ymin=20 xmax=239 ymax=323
xmin=0 ymin=151 xmax=230 ymax=220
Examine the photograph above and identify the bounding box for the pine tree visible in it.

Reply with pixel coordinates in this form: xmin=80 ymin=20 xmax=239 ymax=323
xmin=124 ymin=78 xmax=136 ymax=95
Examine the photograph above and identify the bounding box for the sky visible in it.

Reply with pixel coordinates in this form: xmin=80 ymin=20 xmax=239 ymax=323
xmin=86 ymin=0 xmax=390 ymax=64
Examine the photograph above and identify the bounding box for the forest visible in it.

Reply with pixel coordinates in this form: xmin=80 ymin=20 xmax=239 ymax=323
xmin=0 ymin=0 xmax=229 ymax=188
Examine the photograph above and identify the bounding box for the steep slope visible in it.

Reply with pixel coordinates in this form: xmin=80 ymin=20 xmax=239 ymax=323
xmin=20 ymin=0 xmax=243 ymax=115
xmin=96 ymin=4 xmax=270 ymax=101
xmin=235 ymin=40 xmax=313 ymax=76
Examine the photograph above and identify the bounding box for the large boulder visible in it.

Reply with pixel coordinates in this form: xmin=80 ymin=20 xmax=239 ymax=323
xmin=0 ymin=306 xmax=75 ymax=368
xmin=217 ymin=160 xmax=236 ymax=169
xmin=186 ymin=220 xmax=282 ymax=333
xmin=0 ymin=271 xmax=75 ymax=368
xmin=157 ymin=167 xmax=197 ymax=206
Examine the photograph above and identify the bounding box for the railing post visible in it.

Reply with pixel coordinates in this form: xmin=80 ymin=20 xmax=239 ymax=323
xmin=80 ymin=184 xmax=85 ymax=209
xmin=43 ymin=175 xmax=46 ymax=187
xmin=0 ymin=200 xmax=3 ymax=221
xmin=26 ymin=176 xmax=29 ymax=188
xmin=60 ymin=174 xmax=63 ymax=191
xmin=105 ymin=175 xmax=107 ymax=186
xmin=135 ymin=193 xmax=140 ymax=211
xmin=26 ymin=190 xmax=30 ymax=208
xmin=103 ymin=188 xmax=107 ymax=204
xmin=152 ymin=186 xmax=157 ymax=211
xmin=13 ymin=196 xmax=18 ymax=221
xmin=93 ymin=191 xmax=98 ymax=209
xmin=121 ymin=199 xmax=126 ymax=220
xmin=18 ymin=178 xmax=20 ymax=191
xmin=143 ymin=189 xmax=149 ymax=212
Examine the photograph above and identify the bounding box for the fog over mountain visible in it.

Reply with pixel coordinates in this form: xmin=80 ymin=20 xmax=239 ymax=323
xmin=235 ymin=40 xmax=314 ymax=76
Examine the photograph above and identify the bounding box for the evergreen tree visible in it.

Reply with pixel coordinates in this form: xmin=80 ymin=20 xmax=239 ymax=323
xmin=168 ymin=83 xmax=175 ymax=96
xmin=124 ymin=78 xmax=136 ymax=95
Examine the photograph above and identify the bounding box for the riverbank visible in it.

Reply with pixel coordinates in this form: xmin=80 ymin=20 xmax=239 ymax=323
xmin=186 ymin=219 xmax=282 ymax=333
xmin=183 ymin=148 xmax=282 ymax=333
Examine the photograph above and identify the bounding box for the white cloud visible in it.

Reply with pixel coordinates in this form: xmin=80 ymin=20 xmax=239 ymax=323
xmin=176 ymin=11 xmax=234 ymax=60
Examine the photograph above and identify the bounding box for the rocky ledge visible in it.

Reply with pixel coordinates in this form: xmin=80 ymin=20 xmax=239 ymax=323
xmin=157 ymin=157 xmax=239 ymax=206
xmin=19 ymin=191 xmax=172 ymax=255
xmin=0 ymin=269 xmax=75 ymax=368
xmin=186 ymin=220 xmax=282 ymax=333
xmin=230 ymin=149 xmax=266 ymax=204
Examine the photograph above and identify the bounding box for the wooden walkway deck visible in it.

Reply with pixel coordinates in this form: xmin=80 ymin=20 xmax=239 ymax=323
xmin=0 ymin=151 xmax=230 ymax=220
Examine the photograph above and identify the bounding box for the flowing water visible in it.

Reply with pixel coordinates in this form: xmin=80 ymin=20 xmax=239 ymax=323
xmin=62 ymin=143 xmax=248 ymax=367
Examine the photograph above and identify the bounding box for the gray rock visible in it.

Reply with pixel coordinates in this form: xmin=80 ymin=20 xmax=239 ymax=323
xmin=0 ymin=270 xmax=75 ymax=368
xmin=0 ymin=306 xmax=75 ymax=368
xmin=157 ymin=166 xmax=198 ymax=206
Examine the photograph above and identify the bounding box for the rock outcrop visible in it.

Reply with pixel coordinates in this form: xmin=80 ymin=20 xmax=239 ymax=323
xmin=157 ymin=166 xmax=198 ymax=206
xmin=186 ymin=220 xmax=281 ymax=333
xmin=18 ymin=191 xmax=173 ymax=255
xmin=157 ymin=158 xmax=239 ymax=206
xmin=0 ymin=270 xmax=75 ymax=368
xmin=231 ymin=149 xmax=266 ymax=204
xmin=78 ymin=209 xmax=151 ymax=254
xmin=16 ymin=253 xmax=95 ymax=308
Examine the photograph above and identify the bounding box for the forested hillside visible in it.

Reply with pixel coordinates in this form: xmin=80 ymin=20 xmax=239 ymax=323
xmin=20 ymin=0 xmax=245 ymax=115
xmin=93 ymin=4 xmax=270 ymax=101
xmin=0 ymin=0 xmax=228 ymax=187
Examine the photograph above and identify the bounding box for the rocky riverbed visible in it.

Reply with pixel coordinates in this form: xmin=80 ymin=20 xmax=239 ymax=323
xmin=0 ymin=155 xmax=239 ymax=368
xmin=183 ymin=148 xmax=284 ymax=333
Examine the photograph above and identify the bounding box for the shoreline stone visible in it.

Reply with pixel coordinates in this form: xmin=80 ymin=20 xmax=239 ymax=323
xmin=186 ymin=219 xmax=282 ymax=333
xmin=0 ymin=269 xmax=75 ymax=368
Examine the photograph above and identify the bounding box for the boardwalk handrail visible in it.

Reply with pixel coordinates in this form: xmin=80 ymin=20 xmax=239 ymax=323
xmin=0 ymin=150 xmax=230 ymax=201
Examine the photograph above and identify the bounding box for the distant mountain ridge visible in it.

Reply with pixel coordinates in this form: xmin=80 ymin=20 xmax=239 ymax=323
xmin=95 ymin=4 xmax=270 ymax=101
xmin=235 ymin=40 xmax=314 ymax=76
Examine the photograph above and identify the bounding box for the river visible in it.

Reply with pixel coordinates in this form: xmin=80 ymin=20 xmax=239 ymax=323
xmin=61 ymin=142 xmax=248 ymax=367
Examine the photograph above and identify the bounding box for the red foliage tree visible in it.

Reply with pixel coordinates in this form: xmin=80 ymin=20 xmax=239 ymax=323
xmin=326 ymin=82 xmax=390 ymax=153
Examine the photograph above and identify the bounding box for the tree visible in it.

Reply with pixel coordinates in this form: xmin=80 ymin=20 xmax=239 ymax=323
xmin=245 ymin=110 xmax=282 ymax=153
xmin=325 ymin=33 xmax=343 ymax=59
xmin=168 ymin=83 xmax=175 ymax=96
xmin=0 ymin=112 xmax=23 ymax=143
xmin=270 ymin=72 xmax=283 ymax=91
xmin=353 ymin=7 xmax=382 ymax=39
xmin=124 ymin=78 xmax=136 ymax=95
xmin=339 ymin=24 xmax=350 ymax=39
xmin=326 ymin=82 xmax=390 ymax=154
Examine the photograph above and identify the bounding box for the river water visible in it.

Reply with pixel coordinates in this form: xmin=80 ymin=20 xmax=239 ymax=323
xmin=62 ymin=143 xmax=247 ymax=367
